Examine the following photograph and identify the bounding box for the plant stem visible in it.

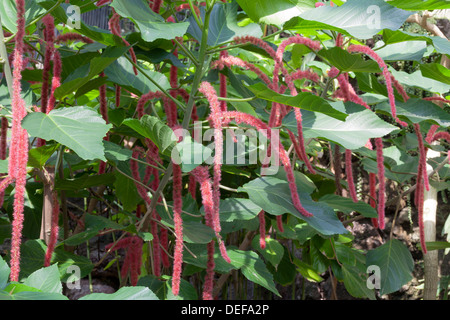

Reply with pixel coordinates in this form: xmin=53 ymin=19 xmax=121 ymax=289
xmin=137 ymin=4 xmax=214 ymax=233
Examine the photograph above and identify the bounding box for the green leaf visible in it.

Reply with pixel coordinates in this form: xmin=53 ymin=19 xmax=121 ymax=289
xmin=18 ymin=240 xmax=94 ymax=282
xmin=122 ymin=115 xmax=177 ymax=157
xmin=114 ymin=160 xmax=142 ymax=212
xmin=282 ymin=107 xmax=397 ymax=150
xmin=247 ymin=82 xmax=348 ymax=121
xmin=239 ymin=250 xmax=280 ymax=296
xmin=187 ymin=2 xmax=263 ymax=46
xmin=342 ymin=264 xmax=376 ymax=300
xmin=375 ymin=98 xmax=450 ymax=127
xmin=22 ymin=106 xmax=112 ymax=161
xmin=251 ymin=237 xmax=284 ymax=268
xmin=239 ymin=176 xmax=348 ymax=235
xmin=103 ymin=140 xmax=133 ymax=164
xmin=386 ymin=0 xmax=450 ymax=10
xmin=104 ymin=57 xmax=171 ymax=96
xmin=366 ymin=239 xmax=414 ymax=295
xmin=375 ymin=41 xmax=427 ymax=62
xmin=317 ymin=47 xmax=381 ymax=73
xmin=23 ymin=265 xmax=62 ymax=294
xmin=6 ymin=291 xmax=68 ymax=300
xmin=0 ymin=256 xmax=10 ymax=290
xmin=236 ymin=0 xmax=315 ymax=26
xmin=55 ymin=46 xmax=130 ymax=99
xmin=293 ymin=258 xmax=324 ymax=282
xmin=111 ymin=0 xmax=189 ymax=42
xmin=79 ymin=286 xmax=159 ymax=300
xmin=215 ymin=198 xmax=262 ymax=222
xmin=420 ymin=241 xmax=450 ymax=251
xmin=319 ymin=194 xmax=378 ymax=218
xmin=284 ymin=0 xmax=412 ymax=39
xmin=172 ymin=135 xmax=208 ymax=173
xmin=27 ymin=144 xmax=59 ymax=169
xmin=164 ymin=276 xmax=199 ymax=300
xmin=420 ymin=63 xmax=450 ymax=85
xmin=388 ymin=68 xmax=450 ymax=95
xmin=383 ymin=29 xmax=450 ymax=56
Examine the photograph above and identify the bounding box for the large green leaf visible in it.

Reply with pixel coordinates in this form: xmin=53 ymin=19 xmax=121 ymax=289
xmin=80 ymin=286 xmax=159 ymax=300
xmin=122 ymin=116 xmax=176 ymax=157
xmin=386 ymin=0 xmax=450 ymax=10
xmin=342 ymin=264 xmax=376 ymax=300
xmin=23 ymin=265 xmax=62 ymax=294
xmin=215 ymin=198 xmax=262 ymax=222
xmin=366 ymin=239 xmax=414 ymax=295
xmin=17 ymin=240 xmax=94 ymax=282
xmin=187 ymin=2 xmax=263 ymax=47
xmin=111 ymin=0 xmax=189 ymax=42
xmin=247 ymin=82 xmax=348 ymax=121
xmin=27 ymin=144 xmax=59 ymax=169
xmin=22 ymin=106 xmax=112 ymax=161
xmin=284 ymin=0 xmax=412 ymax=39
xmin=238 ymin=176 xmax=348 ymax=235
xmin=0 ymin=256 xmax=10 ymax=290
xmin=375 ymin=98 xmax=450 ymax=127
xmin=317 ymin=47 xmax=381 ymax=73
xmin=382 ymin=29 xmax=450 ymax=56
xmin=251 ymin=237 xmax=284 ymax=268
xmin=104 ymin=56 xmax=171 ymax=96
xmin=420 ymin=63 xmax=450 ymax=85
xmin=282 ymin=107 xmax=397 ymax=150
xmin=375 ymin=41 xmax=427 ymax=62
xmin=236 ymin=0 xmax=315 ymax=26
xmin=319 ymin=194 xmax=378 ymax=218
xmin=388 ymin=68 xmax=450 ymax=95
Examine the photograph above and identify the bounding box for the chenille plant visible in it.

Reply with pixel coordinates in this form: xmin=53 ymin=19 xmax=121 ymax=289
xmin=0 ymin=0 xmax=448 ymax=301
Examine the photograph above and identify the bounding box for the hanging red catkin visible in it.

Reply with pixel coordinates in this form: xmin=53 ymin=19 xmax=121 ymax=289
xmin=40 ymin=15 xmax=55 ymax=114
xmin=273 ymin=36 xmax=320 ymax=175
xmin=44 ymin=191 xmax=60 ymax=267
xmin=347 ymin=45 xmax=408 ymax=128
xmin=98 ymin=72 xmax=109 ymax=174
xmin=171 ymin=162 xmax=183 ymax=296
xmin=108 ymin=12 xmax=138 ymax=75
xmin=220 ymin=111 xmax=313 ymax=217
xmin=369 ymin=172 xmax=379 ymax=228
xmin=0 ymin=117 xmax=8 ymax=207
xmin=105 ymin=236 xmax=143 ymax=286
xmin=45 ymin=50 xmax=62 ymax=114
xmin=8 ymin=0 xmax=29 ymax=282
xmin=374 ymin=137 xmax=385 ymax=230
xmin=345 ymin=149 xmax=358 ymax=203
xmin=190 ymin=166 xmax=216 ymax=300
xmin=199 ymin=82 xmax=231 ymax=263
xmin=55 ymin=33 xmax=94 ymax=44
xmin=211 ymin=54 xmax=272 ymax=86
xmin=219 ymin=50 xmax=228 ymax=112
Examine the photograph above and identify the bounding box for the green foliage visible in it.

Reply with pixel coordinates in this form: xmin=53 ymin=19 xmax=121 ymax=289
xmin=0 ymin=0 xmax=448 ymax=301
